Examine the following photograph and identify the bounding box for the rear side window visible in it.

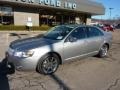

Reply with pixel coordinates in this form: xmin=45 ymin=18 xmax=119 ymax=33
xmin=87 ymin=27 xmax=104 ymax=38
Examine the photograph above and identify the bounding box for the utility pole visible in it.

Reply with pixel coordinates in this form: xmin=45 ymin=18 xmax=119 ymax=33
xmin=109 ymin=8 xmax=114 ymax=20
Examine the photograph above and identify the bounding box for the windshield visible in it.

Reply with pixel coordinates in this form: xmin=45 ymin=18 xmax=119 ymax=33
xmin=43 ymin=26 xmax=73 ymax=40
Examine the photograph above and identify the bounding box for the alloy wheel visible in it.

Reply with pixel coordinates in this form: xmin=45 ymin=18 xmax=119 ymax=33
xmin=42 ymin=56 xmax=58 ymax=74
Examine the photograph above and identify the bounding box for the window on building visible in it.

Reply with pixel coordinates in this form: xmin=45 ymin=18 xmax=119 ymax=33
xmin=0 ymin=6 xmax=13 ymax=25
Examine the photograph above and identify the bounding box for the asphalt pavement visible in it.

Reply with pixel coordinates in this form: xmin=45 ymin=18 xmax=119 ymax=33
xmin=0 ymin=30 xmax=120 ymax=90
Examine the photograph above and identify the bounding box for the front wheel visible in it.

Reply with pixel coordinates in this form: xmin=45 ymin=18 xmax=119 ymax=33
xmin=37 ymin=54 xmax=59 ymax=75
xmin=98 ymin=44 xmax=108 ymax=58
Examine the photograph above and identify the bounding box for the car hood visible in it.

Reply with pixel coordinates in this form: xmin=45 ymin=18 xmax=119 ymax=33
xmin=10 ymin=37 xmax=59 ymax=51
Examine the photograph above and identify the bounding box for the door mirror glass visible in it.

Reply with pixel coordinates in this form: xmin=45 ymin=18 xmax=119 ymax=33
xmin=68 ymin=36 xmax=77 ymax=42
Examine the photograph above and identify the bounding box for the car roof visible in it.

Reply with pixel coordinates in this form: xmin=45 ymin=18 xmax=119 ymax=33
xmin=59 ymin=24 xmax=85 ymax=28
xmin=61 ymin=24 xmax=98 ymax=29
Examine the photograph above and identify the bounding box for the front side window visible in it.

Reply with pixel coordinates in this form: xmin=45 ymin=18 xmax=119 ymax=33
xmin=87 ymin=27 xmax=104 ymax=38
xmin=69 ymin=27 xmax=87 ymax=40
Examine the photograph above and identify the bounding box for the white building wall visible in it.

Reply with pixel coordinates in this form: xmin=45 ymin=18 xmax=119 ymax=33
xmin=14 ymin=11 xmax=39 ymax=26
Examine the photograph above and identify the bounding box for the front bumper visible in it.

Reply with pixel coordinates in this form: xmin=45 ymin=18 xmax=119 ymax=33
xmin=6 ymin=53 xmax=38 ymax=71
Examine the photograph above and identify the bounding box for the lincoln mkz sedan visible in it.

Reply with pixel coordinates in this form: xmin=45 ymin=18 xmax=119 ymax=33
xmin=6 ymin=25 xmax=112 ymax=75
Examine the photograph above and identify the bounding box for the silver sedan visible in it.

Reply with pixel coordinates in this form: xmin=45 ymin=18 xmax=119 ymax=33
xmin=6 ymin=25 xmax=112 ymax=75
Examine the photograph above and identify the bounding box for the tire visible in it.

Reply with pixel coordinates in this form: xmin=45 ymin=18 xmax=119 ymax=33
xmin=7 ymin=62 xmax=15 ymax=75
xmin=98 ymin=44 xmax=108 ymax=58
xmin=0 ymin=58 xmax=15 ymax=75
xmin=37 ymin=54 xmax=60 ymax=75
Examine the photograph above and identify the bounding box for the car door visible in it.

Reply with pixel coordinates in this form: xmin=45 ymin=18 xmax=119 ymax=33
xmin=85 ymin=26 xmax=104 ymax=54
xmin=63 ymin=27 xmax=87 ymax=61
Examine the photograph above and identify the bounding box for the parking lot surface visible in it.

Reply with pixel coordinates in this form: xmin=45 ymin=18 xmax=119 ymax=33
xmin=0 ymin=30 xmax=120 ymax=90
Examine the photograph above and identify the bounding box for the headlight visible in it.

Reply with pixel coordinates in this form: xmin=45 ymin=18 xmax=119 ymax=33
xmin=14 ymin=50 xmax=34 ymax=58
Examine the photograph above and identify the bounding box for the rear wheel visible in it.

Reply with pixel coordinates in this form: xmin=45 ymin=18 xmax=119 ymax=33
xmin=37 ymin=54 xmax=59 ymax=75
xmin=98 ymin=44 xmax=108 ymax=58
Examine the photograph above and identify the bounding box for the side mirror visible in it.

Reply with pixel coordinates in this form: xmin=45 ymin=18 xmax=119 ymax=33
xmin=68 ymin=36 xmax=77 ymax=42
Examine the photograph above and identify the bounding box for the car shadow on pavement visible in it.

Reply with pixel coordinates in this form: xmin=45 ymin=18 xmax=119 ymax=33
xmin=0 ymin=58 xmax=15 ymax=90
xmin=50 ymin=74 xmax=71 ymax=90
xmin=9 ymin=33 xmax=22 ymax=39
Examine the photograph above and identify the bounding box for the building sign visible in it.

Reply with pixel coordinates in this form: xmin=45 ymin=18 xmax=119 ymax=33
xmin=15 ymin=0 xmax=77 ymax=9
xmin=27 ymin=17 xmax=33 ymax=27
